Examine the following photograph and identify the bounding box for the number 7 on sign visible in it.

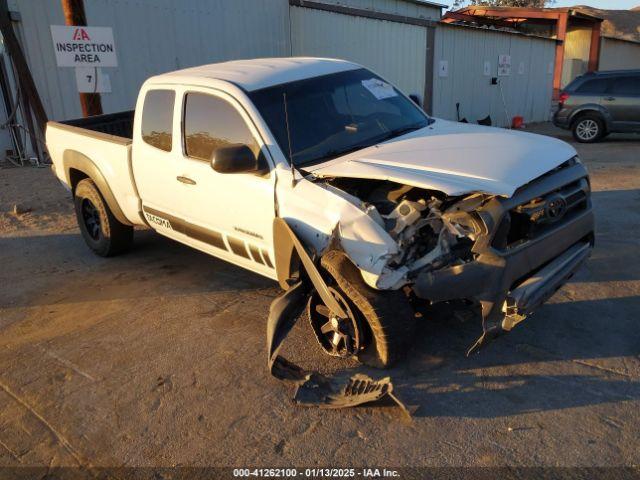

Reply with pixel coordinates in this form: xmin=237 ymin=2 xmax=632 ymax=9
xmin=75 ymin=67 xmax=111 ymax=93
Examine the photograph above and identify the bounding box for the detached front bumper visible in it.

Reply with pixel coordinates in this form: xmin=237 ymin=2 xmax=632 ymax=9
xmin=413 ymin=208 xmax=594 ymax=307
xmin=413 ymin=159 xmax=594 ymax=344
xmin=506 ymin=240 xmax=590 ymax=321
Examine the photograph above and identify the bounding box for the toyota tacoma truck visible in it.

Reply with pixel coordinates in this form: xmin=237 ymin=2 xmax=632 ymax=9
xmin=46 ymin=58 xmax=594 ymax=368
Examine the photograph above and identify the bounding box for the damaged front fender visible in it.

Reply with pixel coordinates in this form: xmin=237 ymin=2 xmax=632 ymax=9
xmin=267 ymin=218 xmax=410 ymax=415
xmin=273 ymin=217 xmax=347 ymax=318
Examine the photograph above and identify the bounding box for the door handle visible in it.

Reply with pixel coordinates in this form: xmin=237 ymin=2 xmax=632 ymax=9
xmin=604 ymin=96 xmax=616 ymax=101
xmin=177 ymin=175 xmax=196 ymax=185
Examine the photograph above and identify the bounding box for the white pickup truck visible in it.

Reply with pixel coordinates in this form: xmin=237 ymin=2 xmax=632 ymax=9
xmin=46 ymin=58 xmax=594 ymax=367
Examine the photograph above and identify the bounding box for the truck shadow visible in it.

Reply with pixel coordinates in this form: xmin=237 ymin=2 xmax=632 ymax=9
xmin=398 ymin=368 xmax=639 ymax=419
xmin=388 ymin=295 xmax=640 ymax=418
xmin=0 ymin=229 xmax=277 ymax=309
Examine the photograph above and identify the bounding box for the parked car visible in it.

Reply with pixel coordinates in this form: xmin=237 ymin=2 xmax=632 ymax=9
xmin=554 ymin=69 xmax=640 ymax=143
xmin=46 ymin=58 xmax=594 ymax=367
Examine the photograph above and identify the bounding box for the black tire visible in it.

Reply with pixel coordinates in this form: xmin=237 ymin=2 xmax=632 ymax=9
xmin=572 ymin=114 xmax=605 ymax=143
xmin=318 ymin=250 xmax=416 ymax=368
xmin=73 ymin=178 xmax=133 ymax=257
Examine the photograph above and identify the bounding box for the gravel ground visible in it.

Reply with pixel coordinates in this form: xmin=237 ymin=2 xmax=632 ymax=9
xmin=0 ymin=124 xmax=638 ymax=472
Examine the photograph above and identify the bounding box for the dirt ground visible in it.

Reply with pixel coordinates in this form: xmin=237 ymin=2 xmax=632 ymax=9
xmin=1 ymin=123 xmax=639 ymax=471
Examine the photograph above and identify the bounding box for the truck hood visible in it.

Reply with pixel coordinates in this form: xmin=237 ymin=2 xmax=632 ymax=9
xmin=306 ymin=120 xmax=578 ymax=197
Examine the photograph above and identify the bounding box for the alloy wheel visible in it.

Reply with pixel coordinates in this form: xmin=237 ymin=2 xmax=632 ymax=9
xmin=576 ymin=119 xmax=599 ymax=141
xmin=308 ymin=287 xmax=363 ymax=357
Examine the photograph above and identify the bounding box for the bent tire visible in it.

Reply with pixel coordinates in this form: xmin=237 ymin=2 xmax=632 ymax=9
xmin=318 ymin=250 xmax=416 ymax=368
xmin=572 ymin=114 xmax=605 ymax=143
xmin=73 ymin=178 xmax=133 ymax=257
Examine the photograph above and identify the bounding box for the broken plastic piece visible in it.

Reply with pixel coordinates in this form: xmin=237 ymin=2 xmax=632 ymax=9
xmin=294 ymin=372 xmax=410 ymax=417
xmin=267 ymin=280 xmax=310 ymax=378
xmin=466 ymin=297 xmax=507 ymax=356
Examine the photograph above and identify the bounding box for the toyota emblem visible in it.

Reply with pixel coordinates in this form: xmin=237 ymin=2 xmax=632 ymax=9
xmin=545 ymin=195 xmax=567 ymax=221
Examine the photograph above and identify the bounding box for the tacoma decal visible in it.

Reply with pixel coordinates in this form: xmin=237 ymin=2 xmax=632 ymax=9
xmin=144 ymin=211 xmax=173 ymax=230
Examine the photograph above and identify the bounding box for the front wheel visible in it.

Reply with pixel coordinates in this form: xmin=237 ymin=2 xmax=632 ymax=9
xmin=308 ymin=250 xmax=416 ymax=368
xmin=572 ymin=114 xmax=605 ymax=143
xmin=74 ymin=178 xmax=133 ymax=257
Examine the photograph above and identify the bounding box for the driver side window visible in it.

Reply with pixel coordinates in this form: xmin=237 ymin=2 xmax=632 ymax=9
xmin=183 ymin=93 xmax=259 ymax=161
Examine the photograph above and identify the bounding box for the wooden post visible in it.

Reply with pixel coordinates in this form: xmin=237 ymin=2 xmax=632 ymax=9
xmin=552 ymin=12 xmax=568 ymax=100
xmin=588 ymin=24 xmax=601 ymax=72
xmin=61 ymin=0 xmax=103 ymax=117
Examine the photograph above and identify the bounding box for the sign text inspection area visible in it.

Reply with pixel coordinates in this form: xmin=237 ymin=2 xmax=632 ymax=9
xmin=50 ymin=25 xmax=118 ymax=67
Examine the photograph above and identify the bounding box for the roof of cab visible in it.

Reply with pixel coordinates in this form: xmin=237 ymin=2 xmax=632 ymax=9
xmin=146 ymin=57 xmax=360 ymax=91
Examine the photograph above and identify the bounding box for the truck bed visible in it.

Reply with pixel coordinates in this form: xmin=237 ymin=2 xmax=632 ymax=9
xmin=46 ymin=110 xmax=144 ymax=227
xmin=61 ymin=110 xmax=134 ymax=140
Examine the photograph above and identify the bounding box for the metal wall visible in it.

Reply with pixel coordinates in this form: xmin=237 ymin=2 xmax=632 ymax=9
xmin=432 ymin=24 xmax=556 ymax=127
xmin=313 ymin=0 xmax=442 ymax=20
xmin=9 ymin=0 xmax=291 ymax=121
xmin=290 ymin=5 xmax=428 ymax=101
xmin=562 ymin=26 xmax=591 ymax=87
xmin=599 ymin=37 xmax=640 ymax=71
xmin=8 ymin=0 xmax=561 ymax=137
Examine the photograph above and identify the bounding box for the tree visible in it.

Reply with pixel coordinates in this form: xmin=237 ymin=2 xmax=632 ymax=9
xmin=452 ymin=0 xmax=555 ymax=8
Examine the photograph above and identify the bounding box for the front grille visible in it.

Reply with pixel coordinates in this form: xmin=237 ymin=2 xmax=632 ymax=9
xmin=493 ymin=178 xmax=590 ymax=250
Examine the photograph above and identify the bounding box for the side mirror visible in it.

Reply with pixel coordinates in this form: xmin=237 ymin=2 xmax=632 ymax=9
xmin=211 ymin=144 xmax=258 ymax=174
xmin=409 ymin=94 xmax=422 ymax=107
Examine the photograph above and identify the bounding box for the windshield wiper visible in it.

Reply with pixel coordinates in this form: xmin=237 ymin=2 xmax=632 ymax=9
xmin=321 ymin=124 xmax=426 ymax=160
xmin=379 ymin=123 xmax=426 ymax=142
xmin=323 ymin=142 xmax=377 ymax=160
xmin=296 ymin=141 xmax=377 ymax=167
xmin=295 ymin=123 xmax=427 ymax=168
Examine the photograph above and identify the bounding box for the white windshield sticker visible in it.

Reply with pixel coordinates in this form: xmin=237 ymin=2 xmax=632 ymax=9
xmin=361 ymin=78 xmax=398 ymax=100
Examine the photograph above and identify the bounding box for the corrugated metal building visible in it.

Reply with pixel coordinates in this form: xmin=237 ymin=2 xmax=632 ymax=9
xmin=3 ymin=0 xmax=558 ymax=159
xmin=312 ymin=0 xmax=442 ymax=20
xmin=433 ymin=24 xmax=556 ymax=127
xmin=562 ymin=30 xmax=640 ymax=85
xmin=599 ymin=36 xmax=640 ymax=71
xmin=562 ymin=25 xmax=592 ymax=86
xmin=9 ymin=0 xmax=292 ymax=121
xmin=7 ymin=0 xmax=445 ymax=122
xmin=289 ymin=0 xmax=440 ymax=108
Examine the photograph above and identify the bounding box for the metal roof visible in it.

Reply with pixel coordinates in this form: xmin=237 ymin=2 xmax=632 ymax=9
xmin=451 ymin=6 xmax=603 ymax=23
xmin=403 ymin=0 xmax=448 ymax=9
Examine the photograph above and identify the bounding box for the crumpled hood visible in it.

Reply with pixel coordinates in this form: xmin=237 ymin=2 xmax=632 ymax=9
xmin=307 ymin=120 xmax=578 ymax=197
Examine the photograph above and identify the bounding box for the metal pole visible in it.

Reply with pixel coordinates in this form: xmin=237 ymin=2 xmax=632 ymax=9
xmin=60 ymin=0 xmax=103 ymax=117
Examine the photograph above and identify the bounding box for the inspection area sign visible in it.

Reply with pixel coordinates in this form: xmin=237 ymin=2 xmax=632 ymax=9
xmin=50 ymin=25 xmax=117 ymax=67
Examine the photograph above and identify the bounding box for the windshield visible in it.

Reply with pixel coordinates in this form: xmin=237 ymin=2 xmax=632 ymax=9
xmin=248 ymin=68 xmax=430 ymax=168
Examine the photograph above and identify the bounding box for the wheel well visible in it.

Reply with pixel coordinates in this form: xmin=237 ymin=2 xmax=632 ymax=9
xmin=571 ymin=110 xmax=606 ymax=131
xmin=68 ymin=168 xmax=89 ymax=193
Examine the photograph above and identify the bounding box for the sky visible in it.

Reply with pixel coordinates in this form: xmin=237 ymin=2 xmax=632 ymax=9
xmin=553 ymin=0 xmax=638 ymax=8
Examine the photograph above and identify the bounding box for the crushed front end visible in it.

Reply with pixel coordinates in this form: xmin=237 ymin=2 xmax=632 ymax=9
xmin=411 ymin=157 xmax=594 ymax=351
xmin=321 ymin=157 xmax=594 ymax=353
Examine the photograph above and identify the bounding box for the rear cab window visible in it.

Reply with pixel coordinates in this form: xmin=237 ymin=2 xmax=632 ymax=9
xmin=141 ymin=89 xmax=175 ymax=151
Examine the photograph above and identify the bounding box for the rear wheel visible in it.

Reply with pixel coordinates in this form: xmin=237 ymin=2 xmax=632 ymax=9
xmin=308 ymin=250 xmax=416 ymax=368
xmin=572 ymin=114 xmax=605 ymax=143
xmin=74 ymin=178 xmax=133 ymax=257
